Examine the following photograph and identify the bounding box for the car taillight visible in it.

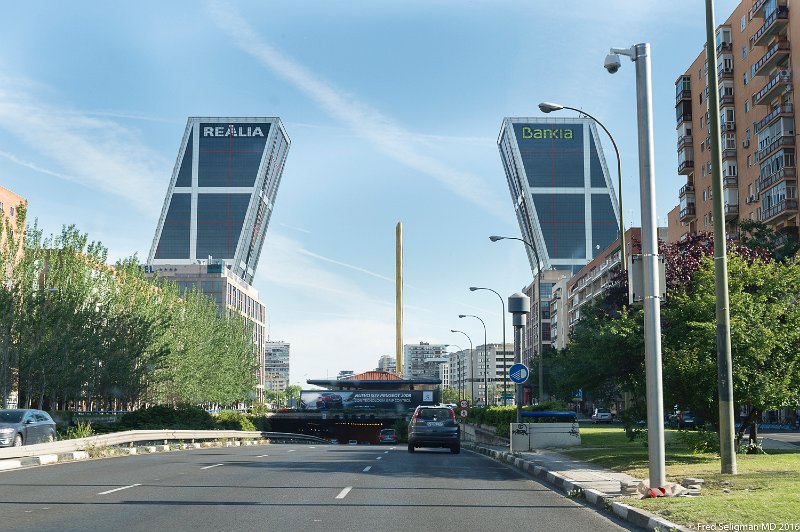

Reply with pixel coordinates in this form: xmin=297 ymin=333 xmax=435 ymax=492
xmin=450 ymin=409 xmax=456 ymax=422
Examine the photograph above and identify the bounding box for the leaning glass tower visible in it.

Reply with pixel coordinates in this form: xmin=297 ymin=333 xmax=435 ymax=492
xmin=148 ymin=117 xmax=290 ymax=283
xmin=498 ymin=117 xmax=620 ymax=275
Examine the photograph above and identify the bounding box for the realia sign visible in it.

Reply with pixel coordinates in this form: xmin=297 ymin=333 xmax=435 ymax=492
xmin=202 ymin=125 xmax=265 ymax=137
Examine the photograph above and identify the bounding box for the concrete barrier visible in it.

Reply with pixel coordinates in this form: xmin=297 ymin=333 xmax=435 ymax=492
xmin=510 ymin=422 xmax=581 ymax=452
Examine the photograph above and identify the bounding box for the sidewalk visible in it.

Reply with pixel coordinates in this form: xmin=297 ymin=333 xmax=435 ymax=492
xmin=465 ymin=441 xmax=691 ymax=532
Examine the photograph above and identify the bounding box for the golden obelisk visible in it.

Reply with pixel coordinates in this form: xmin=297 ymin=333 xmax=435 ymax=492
xmin=396 ymin=222 xmax=403 ymax=376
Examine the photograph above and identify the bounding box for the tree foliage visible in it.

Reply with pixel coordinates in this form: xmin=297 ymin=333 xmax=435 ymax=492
xmin=0 ymin=214 xmax=258 ymax=411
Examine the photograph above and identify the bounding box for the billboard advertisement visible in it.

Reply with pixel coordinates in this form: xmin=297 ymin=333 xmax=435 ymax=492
xmin=300 ymin=390 xmax=439 ymax=412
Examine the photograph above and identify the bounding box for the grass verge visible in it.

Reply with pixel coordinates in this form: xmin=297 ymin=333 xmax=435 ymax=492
xmin=559 ymin=426 xmax=800 ymax=526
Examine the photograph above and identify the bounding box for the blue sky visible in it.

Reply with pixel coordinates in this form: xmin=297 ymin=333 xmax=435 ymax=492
xmin=0 ymin=1 xmax=739 ymax=385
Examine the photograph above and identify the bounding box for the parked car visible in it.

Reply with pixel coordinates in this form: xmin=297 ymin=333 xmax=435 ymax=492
xmin=668 ymin=411 xmax=704 ymax=430
xmin=379 ymin=428 xmax=399 ymax=444
xmin=0 ymin=409 xmax=57 ymax=447
xmin=407 ymin=405 xmax=460 ymax=454
xmin=315 ymin=393 xmax=343 ymax=409
xmin=591 ymin=408 xmax=613 ymax=424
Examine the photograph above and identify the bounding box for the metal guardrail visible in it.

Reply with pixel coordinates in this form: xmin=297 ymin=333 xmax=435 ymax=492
xmin=0 ymin=430 xmax=329 ymax=460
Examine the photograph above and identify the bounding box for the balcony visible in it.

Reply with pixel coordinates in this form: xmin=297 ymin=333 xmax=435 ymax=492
xmin=759 ymin=165 xmax=796 ymax=191
xmin=721 ymin=120 xmax=736 ymax=132
xmin=763 ymin=198 xmax=799 ymax=223
xmin=720 ymin=93 xmax=735 ymax=106
xmin=679 ymin=183 xmax=695 ymax=198
xmin=751 ymin=0 xmax=786 ymax=19
xmin=722 ymin=147 xmax=737 ymax=159
xmin=716 ymin=40 xmax=733 ymax=53
xmin=678 ymin=158 xmax=694 ymax=175
xmin=680 ymin=205 xmax=697 ymax=221
xmin=756 ymin=134 xmax=795 ymax=162
xmin=724 ymin=203 xmax=739 ymax=221
xmin=677 ymin=135 xmax=693 ymax=150
xmin=723 ymin=176 xmax=738 ymax=188
xmin=719 ymin=66 xmax=734 ymax=82
xmin=676 ymin=110 xmax=692 ymax=126
xmin=754 ymin=40 xmax=790 ymax=76
xmin=754 ymin=103 xmax=793 ymax=133
xmin=753 ymin=70 xmax=792 ymax=106
xmin=751 ymin=7 xmax=789 ymax=48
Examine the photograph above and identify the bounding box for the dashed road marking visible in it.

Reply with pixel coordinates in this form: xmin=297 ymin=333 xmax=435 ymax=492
xmin=376 ymin=456 xmax=382 ymax=460
xmin=287 ymin=449 xmax=296 ymax=453
xmin=363 ymin=466 xmax=372 ymax=472
xmin=201 ymin=464 xmax=224 ymax=470
xmin=335 ymin=486 xmax=353 ymax=499
xmin=256 ymin=454 xmax=269 ymax=458
xmin=384 ymin=451 xmax=389 ymax=454
xmin=98 ymin=484 xmax=141 ymax=495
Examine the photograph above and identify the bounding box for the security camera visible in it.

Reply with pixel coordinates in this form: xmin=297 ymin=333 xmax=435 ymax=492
xmin=604 ymin=53 xmax=622 ymax=74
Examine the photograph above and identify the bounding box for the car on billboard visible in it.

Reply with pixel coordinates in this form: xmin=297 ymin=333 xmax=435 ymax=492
xmin=315 ymin=392 xmax=343 ymax=409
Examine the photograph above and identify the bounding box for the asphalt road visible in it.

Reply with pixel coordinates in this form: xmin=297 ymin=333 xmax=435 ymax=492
xmin=0 ymin=444 xmax=633 ymax=532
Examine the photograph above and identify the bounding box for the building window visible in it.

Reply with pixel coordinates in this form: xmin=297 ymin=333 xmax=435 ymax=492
xmin=703 ymin=190 xmax=708 ymax=201
xmin=741 ymin=15 xmax=746 ymax=31
xmin=701 ymin=141 xmax=705 ymax=152
xmin=745 ymin=100 xmax=750 ymax=113
xmin=744 ymin=72 xmax=748 ymax=85
xmin=742 ymin=45 xmax=747 ymax=58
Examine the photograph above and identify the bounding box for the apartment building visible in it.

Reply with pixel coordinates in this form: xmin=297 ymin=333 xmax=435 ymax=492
xmin=674 ymin=0 xmax=797 ymax=244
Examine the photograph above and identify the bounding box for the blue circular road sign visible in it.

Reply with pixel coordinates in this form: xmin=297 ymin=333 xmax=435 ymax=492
xmin=509 ymin=363 xmax=529 ymax=384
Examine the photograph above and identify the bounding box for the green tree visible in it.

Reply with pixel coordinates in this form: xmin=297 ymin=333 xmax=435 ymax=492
xmin=663 ymin=255 xmax=800 ymax=448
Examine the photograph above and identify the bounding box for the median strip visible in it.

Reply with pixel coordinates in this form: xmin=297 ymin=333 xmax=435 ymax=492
xmin=97 ymin=484 xmax=141 ymax=495
xmin=201 ymin=464 xmax=224 ymax=470
xmin=335 ymin=486 xmax=353 ymax=499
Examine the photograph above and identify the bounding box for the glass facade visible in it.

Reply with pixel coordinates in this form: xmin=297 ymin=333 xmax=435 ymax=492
xmin=149 ymin=118 xmax=290 ymax=284
xmin=498 ymin=118 xmax=620 ymax=275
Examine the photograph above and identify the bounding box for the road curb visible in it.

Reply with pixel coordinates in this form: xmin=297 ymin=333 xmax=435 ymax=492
xmin=465 ymin=442 xmax=690 ymax=532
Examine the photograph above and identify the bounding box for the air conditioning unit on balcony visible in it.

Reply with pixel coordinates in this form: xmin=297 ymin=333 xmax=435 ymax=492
xmin=745 ymin=194 xmax=759 ymax=204
xmin=779 ymin=69 xmax=791 ymax=79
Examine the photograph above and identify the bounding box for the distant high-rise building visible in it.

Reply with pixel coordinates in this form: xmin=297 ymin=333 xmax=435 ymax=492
xmin=148 ymin=117 xmax=290 ymax=284
xmin=377 ymin=355 xmax=397 ymax=374
xmin=404 ymin=342 xmax=448 ymax=380
xmin=265 ymin=341 xmax=290 ymax=392
xmin=498 ymin=117 xmax=621 ymax=275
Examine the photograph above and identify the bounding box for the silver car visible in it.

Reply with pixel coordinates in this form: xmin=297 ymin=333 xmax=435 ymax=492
xmin=0 ymin=409 xmax=57 ymax=447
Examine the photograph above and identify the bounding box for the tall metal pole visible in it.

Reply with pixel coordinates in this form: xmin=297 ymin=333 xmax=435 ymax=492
xmin=396 ymin=222 xmax=403 ymax=376
xmin=705 ymin=0 xmax=737 ymax=475
xmin=452 ymin=330 xmax=474 ymax=403
xmin=631 ymin=42 xmax=667 ymax=488
xmin=470 ymin=287 xmax=508 ymax=405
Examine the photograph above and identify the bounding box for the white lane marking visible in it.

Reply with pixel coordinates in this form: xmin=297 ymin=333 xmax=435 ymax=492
xmin=363 ymin=466 xmax=372 ymax=472
xmin=256 ymin=454 xmax=269 ymax=458
xmin=309 ymin=446 xmax=316 ymax=449
xmin=201 ymin=464 xmax=224 ymax=470
xmin=384 ymin=451 xmax=389 ymax=454
xmin=376 ymin=456 xmax=382 ymax=460
xmin=287 ymin=449 xmax=296 ymax=453
xmin=335 ymin=486 xmax=353 ymax=499
xmin=97 ymin=484 xmax=141 ymax=495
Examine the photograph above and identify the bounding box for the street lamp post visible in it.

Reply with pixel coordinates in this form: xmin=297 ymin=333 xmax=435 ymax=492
xmin=451 ymin=329 xmax=474 ymax=403
xmin=605 ymin=42 xmax=666 ymax=488
xmin=490 ymin=235 xmax=544 ymax=403
xmin=470 ymin=286 xmax=508 ymax=406
xmin=538 ymin=102 xmax=626 ymax=271
xmin=459 ymin=314 xmax=488 ymax=406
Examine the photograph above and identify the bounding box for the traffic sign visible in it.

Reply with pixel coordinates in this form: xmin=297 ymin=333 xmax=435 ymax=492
xmin=459 ymin=409 xmax=469 ymax=418
xmin=509 ymin=363 xmax=529 ymax=384
xmin=459 ymin=399 xmax=469 ymax=409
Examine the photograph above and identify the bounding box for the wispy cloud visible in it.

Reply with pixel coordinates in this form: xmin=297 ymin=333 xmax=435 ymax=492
xmin=0 ymin=74 xmax=168 ymax=214
xmin=278 ymin=222 xmax=312 ymax=234
xmin=206 ymin=1 xmax=507 ymax=220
